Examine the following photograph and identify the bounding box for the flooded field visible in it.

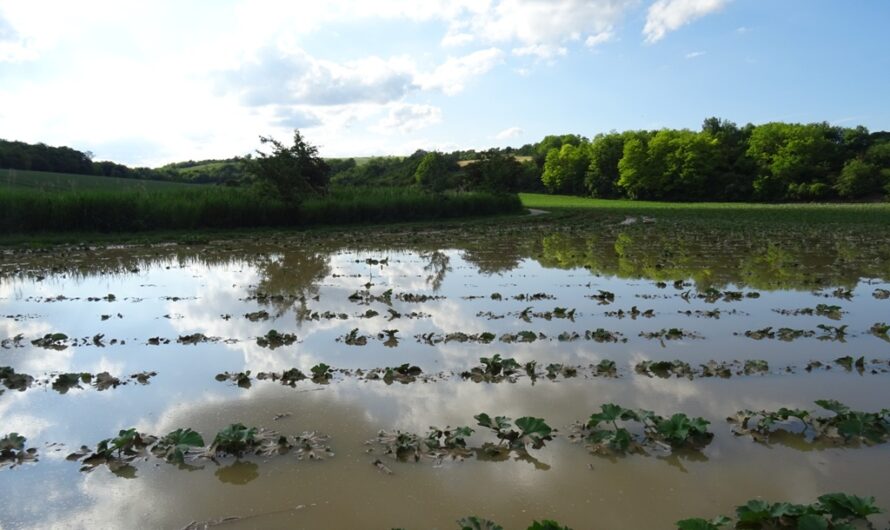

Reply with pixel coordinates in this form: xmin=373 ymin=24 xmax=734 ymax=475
xmin=2 ymin=219 xmax=889 ymax=529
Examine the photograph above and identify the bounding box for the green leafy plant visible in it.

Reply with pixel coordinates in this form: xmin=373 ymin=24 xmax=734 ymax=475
xmin=728 ymin=400 xmax=890 ymax=445
xmin=152 ymin=428 xmax=205 ymax=464
xmin=571 ymin=404 xmax=713 ymax=455
xmin=474 ymin=413 xmax=553 ymax=451
xmin=310 ymin=363 xmax=333 ymax=382
xmin=256 ymin=329 xmax=297 ymax=349
xmin=215 ymin=370 xmax=252 ymax=388
xmin=461 ymin=355 xmax=521 ymax=382
xmin=677 ymin=493 xmax=881 ymax=529
xmin=210 ymin=423 xmax=259 ymax=456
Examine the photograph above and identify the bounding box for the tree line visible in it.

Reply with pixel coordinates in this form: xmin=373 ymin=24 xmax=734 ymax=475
xmin=4 ymin=117 xmax=889 ymax=201
xmin=540 ymin=119 xmax=890 ymax=201
xmin=0 ymin=139 xmax=245 ymax=184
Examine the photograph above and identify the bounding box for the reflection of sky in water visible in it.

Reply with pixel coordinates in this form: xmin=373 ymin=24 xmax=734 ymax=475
xmin=0 ymin=239 xmax=889 ymax=529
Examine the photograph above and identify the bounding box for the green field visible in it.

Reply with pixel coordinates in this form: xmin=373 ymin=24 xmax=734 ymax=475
xmin=0 ymin=168 xmax=198 ymax=191
xmin=520 ymin=192 xmax=890 ymax=224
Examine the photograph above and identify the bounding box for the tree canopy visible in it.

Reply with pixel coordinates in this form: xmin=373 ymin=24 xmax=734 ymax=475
xmin=246 ymin=130 xmax=330 ymax=203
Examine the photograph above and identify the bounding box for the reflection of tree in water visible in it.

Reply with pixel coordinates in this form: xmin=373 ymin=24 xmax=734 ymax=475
xmin=533 ymin=226 xmax=889 ymax=290
xmin=250 ymin=250 xmax=330 ymax=315
xmin=421 ymin=251 xmax=451 ymax=291
xmin=460 ymin=243 xmax=525 ymax=275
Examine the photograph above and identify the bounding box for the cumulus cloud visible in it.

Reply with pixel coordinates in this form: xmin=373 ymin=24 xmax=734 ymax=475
xmin=220 ymin=46 xmax=417 ymax=107
xmin=494 ymin=126 xmax=524 ymax=140
xmin=416 ymin=47 xmax=504 ymax=95
xmin=685 ymin=50 xmax=706 ymax=59
xmin=445 ymin=0 xmax=635 ymax=53
xmin=644 ymin=0 xmax=729 ymax=43
xmin=584 ymin=30 xmax=614 ymax=48
xmin=374 ymin=103 xmax=443 ymax=133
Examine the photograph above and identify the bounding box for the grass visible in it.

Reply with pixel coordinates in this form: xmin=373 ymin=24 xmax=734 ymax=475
xmin=520 ymin=193 xmax=890 ymax=225
xmin=0 ymin=185 xmax=522 ymax=234
xmin=0 ymin=168 xmax=196 ymax=191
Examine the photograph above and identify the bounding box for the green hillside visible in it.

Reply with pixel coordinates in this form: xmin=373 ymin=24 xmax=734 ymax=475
xmin=0 ymin=168 xmax=200 ymax=191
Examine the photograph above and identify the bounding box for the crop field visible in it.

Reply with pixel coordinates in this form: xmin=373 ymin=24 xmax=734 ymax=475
xmin=1 ymin=215 xmax=889 ymax=528
xmin=0 ymin=168 xmax=197 ymax=191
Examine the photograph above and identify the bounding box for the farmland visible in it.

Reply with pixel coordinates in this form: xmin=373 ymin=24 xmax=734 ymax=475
xmin=0 ymin=168 xmax=197 ymax=191
xmin=1 ymin=213 xmax=888 ymax=528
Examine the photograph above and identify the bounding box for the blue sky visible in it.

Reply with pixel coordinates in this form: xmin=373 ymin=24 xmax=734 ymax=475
xmin=1 ymin=0 xmax=888 ymax=166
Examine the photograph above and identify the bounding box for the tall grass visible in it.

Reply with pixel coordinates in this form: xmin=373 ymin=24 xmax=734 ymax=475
xmin=0 ymin=187 xmax=522 ymax=233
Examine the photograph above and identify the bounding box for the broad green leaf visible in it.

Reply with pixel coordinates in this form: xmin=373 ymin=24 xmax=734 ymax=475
xmin=817 ymin=492 xmax=881 ymax=519
xmin=795 ymin=514 xmax=829 ymax=530
xmin=814 ymin=399 xmax=850 ymax=415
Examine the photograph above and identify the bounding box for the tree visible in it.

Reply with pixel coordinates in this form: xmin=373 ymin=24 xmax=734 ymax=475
xmin=414 ymin=151 xmax=451 ymax=192
xmin=585 ymin=132 xmax=626 ymax=198
xmin=463 ymin=149 xmax=522 ymax=192
xmin=246 ymin=130 xmax=329 ymax=203
xmin=541 ymin=143 xmax=589 ymax=194
xmin=616 ymin=133 xmax=653 ymax=199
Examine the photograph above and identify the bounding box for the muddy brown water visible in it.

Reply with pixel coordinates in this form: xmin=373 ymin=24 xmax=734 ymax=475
xmin=1 ymin=222 xmax=889 ymax=529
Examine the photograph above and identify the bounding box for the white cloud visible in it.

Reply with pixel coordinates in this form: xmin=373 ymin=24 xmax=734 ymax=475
xmin=441 ymin=32 xmax=475 ymax=47
xmin=220 ymin=46 xmax=418 ymax=107
xmin=512 ymin=44 xmax=567 ymax=59
xmin=417 ymin=47 xmax=504 ymax=95
xmin=452 ymin=0 xmax=635 ymax=52
xmin=584 ymin=30 xmax=614 ymax=48
xmin=494 ymin=126 xmax=524 ymax=140
xmin=685 ymin=50 xmax=706 ymax=59
xmin=374 ymin=103 xmax=443 ymax=134
xmin=644 ymin=0 xmax=729 ymax=43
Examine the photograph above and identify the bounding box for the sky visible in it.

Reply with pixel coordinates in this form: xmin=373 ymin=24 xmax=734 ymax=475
xmin=0 ymin=0 xmax=889 ymax=167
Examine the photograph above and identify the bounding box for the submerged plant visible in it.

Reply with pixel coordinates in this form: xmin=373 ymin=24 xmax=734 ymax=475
xmin=256 ymin=329 xmax=297 ymax=349
xmin=474 ymin=413 xmax=553 ymax=451
xmin=570 ymin=404 xmax=713 ymax=456
xmin=461 ymin=354 xmax=521 ymax=382
xmin=676 ymin=492 xmax=881 ymax=529
xmin=310 ymin=363 xmax=333 ymax=382
xmin=0 ymin=433 xmax=38 ymax=468
xmin=152 ymin=428 xmax=205 ymax=464
xmin=215 ymin=371 xmax=252 ymax=388
xmin=728 ymin=400 xmax=890 ymax=445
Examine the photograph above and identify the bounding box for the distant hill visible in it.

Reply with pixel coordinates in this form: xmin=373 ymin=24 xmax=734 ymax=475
xmin=0 ymin=168 xmax=200 ymax=191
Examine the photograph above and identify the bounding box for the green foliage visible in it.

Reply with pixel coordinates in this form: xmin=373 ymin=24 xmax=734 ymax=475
xmin=245 ymin=130 xmax=330 ymax=203
xmin=152 ymin=428 xmax=205 ymax=464
xmin=836 ymin=158 xmax=884 ymax=198
xmin=474 ymin=413 xmax=553 ymax=450
xmin=415 ymin=152 xmax=454 ymax=192
xmin=729 ymin=400 xmax=890 ymax=445
xmin=585 ymin=133 xmax=627 ymax=198
xmin=462 ymin=149 xmax=525 ymax=192
xmin=527 ymin=521 xmax=572 ymax=530
xmin=310 ymin=363 xmax=333 ymax=381
xmin=211 ymin=423 xmax=259 ymax=456
xmin=457 ymin=516 xmax=504 ymax=530
xmin=574 ymin=404 xmax=713 ymax=455
xmin=677 ymin=493 xmax=881 ymax=529
xmin=675 ymin=516 xmax=731 ymax=529
xmin=0 ymin=186 xmax=521 ymax=233
xmin=542 ymin=144 xmax=589 ymax=194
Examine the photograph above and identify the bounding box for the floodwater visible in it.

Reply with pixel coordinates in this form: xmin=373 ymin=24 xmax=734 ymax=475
xmin=1 ymin=220 xmax=889 ymax=529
